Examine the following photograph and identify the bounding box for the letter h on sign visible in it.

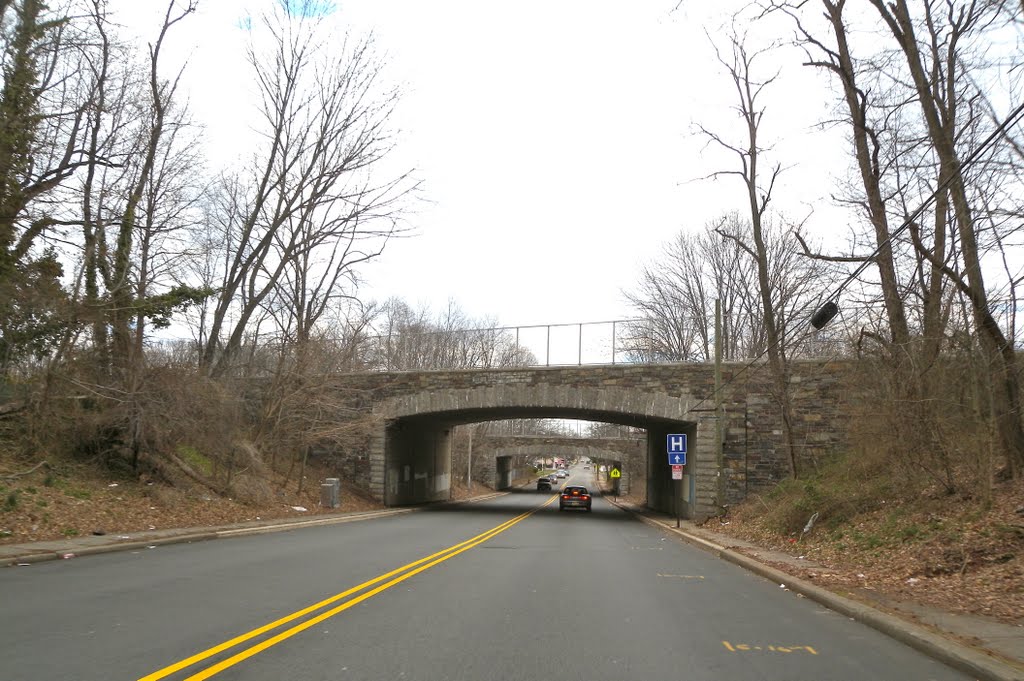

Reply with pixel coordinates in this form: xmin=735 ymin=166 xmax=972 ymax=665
xmin=666 ymin=434 xmax=687 ymax=466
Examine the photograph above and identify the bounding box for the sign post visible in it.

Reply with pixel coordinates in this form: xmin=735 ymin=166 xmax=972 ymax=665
xmin=609 ymin=466 xmax=621 ymax=501
xmin=676 ymin=480 xmax=681 ymax=527
xmin=667 ymin=434 xmax=688 ymax=527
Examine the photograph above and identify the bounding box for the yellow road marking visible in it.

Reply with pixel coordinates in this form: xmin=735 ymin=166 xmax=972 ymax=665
xmin=656 ymin=573 xmax=704 ymax=579
xmin=184 ymin=500 xmax=552 ymax=680
xmin=140 ymin=496 xmax=555 ymax=681
xmin=722 ymin=641 xmax=819 ymax=655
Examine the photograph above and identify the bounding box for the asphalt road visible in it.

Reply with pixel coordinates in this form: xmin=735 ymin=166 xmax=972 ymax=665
xmin=1 ymin=468 xmax=971 ymax=681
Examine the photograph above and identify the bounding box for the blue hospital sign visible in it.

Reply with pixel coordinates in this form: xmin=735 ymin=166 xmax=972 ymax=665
xmin=666 ymin=434 xmax=687 ymax=466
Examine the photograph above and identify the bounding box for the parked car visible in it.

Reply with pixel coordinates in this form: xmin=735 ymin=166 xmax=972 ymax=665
xmin=537 ymin=477 xmax=552 ymax=491
xmin=559 ymin=485 xmax=592 ymax=512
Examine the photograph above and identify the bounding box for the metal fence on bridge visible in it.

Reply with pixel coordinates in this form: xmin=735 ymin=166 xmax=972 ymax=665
xmin=147 ymin=317 xmax=851 ymax=372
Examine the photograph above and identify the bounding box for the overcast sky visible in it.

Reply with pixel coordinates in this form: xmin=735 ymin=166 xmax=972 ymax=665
xmin=117 ymin=0 xmax=851 ymax=329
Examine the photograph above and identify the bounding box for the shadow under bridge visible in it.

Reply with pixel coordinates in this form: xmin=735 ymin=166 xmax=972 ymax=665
xmin=383 ymin=405 xmax=697 ymax=519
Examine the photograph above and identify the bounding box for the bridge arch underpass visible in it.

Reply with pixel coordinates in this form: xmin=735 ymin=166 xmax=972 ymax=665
xmin=380 ymin=405 xmax=699 ymax=518
xmin=481 ymin=438 xmax=644 ymax=494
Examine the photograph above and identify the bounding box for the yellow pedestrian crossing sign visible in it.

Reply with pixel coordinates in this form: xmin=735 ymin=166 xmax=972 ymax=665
xmin=610 ymin=467 xmax=621 ymax=479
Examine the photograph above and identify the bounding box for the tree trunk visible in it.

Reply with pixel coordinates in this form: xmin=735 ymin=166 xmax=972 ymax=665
xmin=869 ymin=0 xmax=1024 ymax=476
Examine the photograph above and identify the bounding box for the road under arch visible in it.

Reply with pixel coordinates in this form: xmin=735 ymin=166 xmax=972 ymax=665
xmin=383 ymin=405 xmax=697 ymax=518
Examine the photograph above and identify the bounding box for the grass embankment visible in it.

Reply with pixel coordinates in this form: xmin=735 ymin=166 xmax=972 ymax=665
xmin=716 ymin=452 xmax=1024 ymax=623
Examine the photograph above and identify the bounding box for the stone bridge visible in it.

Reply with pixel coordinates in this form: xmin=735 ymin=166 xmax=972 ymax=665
xmin=327 ymin=359 xmax=854 ymax=519
xmin=473 ymin=435 xmax=645 ymax=494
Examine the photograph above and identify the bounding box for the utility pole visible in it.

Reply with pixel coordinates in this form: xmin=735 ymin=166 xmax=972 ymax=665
xmin=467 ymin=425 xmax=474 ymax=492
xmin=715 ymin=299 xmax=725 ymax=511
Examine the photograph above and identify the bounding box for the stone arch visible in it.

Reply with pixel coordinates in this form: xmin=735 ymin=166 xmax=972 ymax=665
xmin=368 ymin=385 xmax=711 ymax=517
xmin=374 ymin=385 xmax=696 ymax=424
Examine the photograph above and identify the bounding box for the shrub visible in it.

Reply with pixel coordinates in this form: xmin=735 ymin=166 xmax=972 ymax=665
xmin=755 ymin=447 xmax=907 ymax=536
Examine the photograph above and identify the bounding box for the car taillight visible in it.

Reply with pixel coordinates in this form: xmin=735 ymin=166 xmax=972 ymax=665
xmin=582 ymin=495 xmax=590 ymax=500
xmin=562 ymin=495 xmax=570 ymax=499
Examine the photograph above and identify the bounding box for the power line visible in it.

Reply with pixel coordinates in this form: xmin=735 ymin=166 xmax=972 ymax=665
xmin=683 ymin=98 xmax=1024 ymax=417
xmin=830 ymin=99 xmax=1024 ymax=304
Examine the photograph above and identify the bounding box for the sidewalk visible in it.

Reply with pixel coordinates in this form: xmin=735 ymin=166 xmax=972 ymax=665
xmin=608 ymin=497 xmax=1024 ymax=681
xmin=0 ymin=487 xmax=514 ymax=568
xmin=0 ymin=507 xmax=417 ymax=567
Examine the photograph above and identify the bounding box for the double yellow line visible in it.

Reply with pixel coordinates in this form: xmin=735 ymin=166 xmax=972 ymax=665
xmin=140 ymin=496 xmax=555 ymax=681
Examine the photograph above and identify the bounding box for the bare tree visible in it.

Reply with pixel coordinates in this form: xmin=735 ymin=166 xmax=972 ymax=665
xmin=699 ymin=27 xmax=804 ymax=478
xmin=102 ymin=1 xmax=197 ymax=367
xmin=765 ymin=0 xmax=1024 ymax=480
xmin=859 ymin=0 xmax=1024 ymax=477
xmin=63 ymin=0 xmax=203 ymax=378
xmin=624 ymin=214 xmax=770 ymax=362
xmin=0 ymin=0 xmax=203 ymax=375
xmin=76 ymin=1 xmax=200 ymax=469
xmin=199 ymin=1 xmax=414 ymax=377
xmin=366 ymin=299 xmax=534 ymax=370
xmin=780 ymin=1 xmax=918 ymax=355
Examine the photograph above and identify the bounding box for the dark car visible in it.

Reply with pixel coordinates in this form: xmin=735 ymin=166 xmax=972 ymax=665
xmin=559 ymin=485 xmax=592 ymax=512
xmin=537 ymin=477 xmax=552 ymax=491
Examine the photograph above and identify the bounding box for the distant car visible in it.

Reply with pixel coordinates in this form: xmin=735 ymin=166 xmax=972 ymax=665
xmin=556 ymin=470 xmax=567 ymax=479
xmin=537 ymin=477 xmax=552 ymax=491
xmin=583 ymin=465 xmax=590 ymax=470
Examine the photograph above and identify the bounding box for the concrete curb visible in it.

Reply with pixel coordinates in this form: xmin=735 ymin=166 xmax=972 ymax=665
xmin=0 ymin=510 xmax=410 ymax=567
xmin=451 ymin=491 xmax=506 ymax=504
xmin=211 ymin=509 xmax=416 ymax=538
xmin=5 ymin=552 xmax=60 ymax=566
xmin=612 ymin=501 xmax=1024 ymax=681
xmin=1 ymin=489 xmax=515 ymax=568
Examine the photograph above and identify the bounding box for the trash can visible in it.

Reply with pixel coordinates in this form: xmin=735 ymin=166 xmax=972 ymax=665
xmin=320 ymin=478 xmax=341 ymax=508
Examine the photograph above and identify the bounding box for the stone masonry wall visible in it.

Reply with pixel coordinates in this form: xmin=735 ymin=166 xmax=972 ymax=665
xmin=319 ymin=359 xmax=857 ymax=507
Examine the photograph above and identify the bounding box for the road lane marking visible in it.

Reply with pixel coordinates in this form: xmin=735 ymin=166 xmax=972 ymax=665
xmin=139 ymin=505 xmax=540 ymax=681
xmin=139 ymin=496 xmax=556 ymax=681
xmin=722 ymin=641 xmax=819 ymax=655
xmin=183 ymin=497 xmax=554 ymax=680
xmin=656 ymin=573 xmax=704 ymax=579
